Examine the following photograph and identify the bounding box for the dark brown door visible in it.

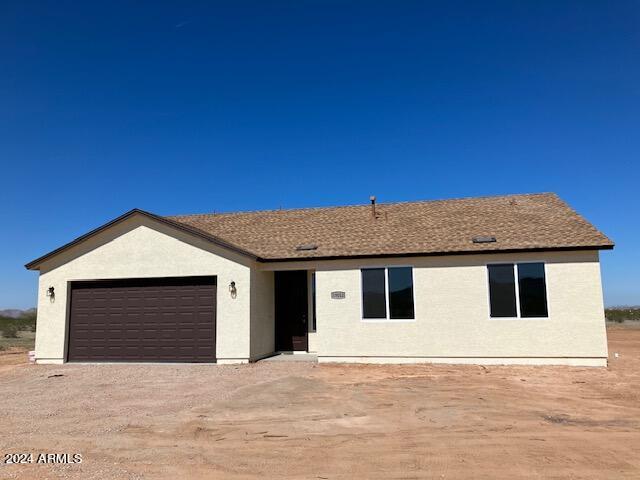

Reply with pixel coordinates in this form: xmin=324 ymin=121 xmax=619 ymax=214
xmin=274 ymin=270 xmax=308 ymax=351
xmin=67 ymin=277 xmax=216 ymax=362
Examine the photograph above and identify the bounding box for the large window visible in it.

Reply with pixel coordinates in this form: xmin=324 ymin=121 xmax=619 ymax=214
xmin=362 ymin=267 xmax=415 ymax=320
xmin=517 ymin=263 xmax=548 ymax=317
xmin=488 ymin=264 xmax=517 ymax=317
xmin=488 ymin=263 xmax=548 ymax=318
xmin=362 ymin=268 xmax=387 ymax=318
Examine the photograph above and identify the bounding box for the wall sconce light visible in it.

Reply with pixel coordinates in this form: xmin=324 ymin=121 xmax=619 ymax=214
xmin=46 ymin=286 xmax=55 ymax=302
xmin=229 ymin=281 xmax=237 ymax=299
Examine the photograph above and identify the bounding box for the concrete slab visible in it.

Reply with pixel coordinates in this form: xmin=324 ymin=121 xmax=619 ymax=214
xmin=259 ymin=352 xmax=318 ymax=362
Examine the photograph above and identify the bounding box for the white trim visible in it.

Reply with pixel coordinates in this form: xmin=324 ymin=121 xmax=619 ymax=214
xmin=319 ymin=356 xmax=607 ymax=367
xmin=359 ymin=265 xmax=416 ymax=322
xmin=35 ymin=358 xmax=65 ymax=364
xmin=308 ymin=270 xmax=316 ymax=333
xmin=384 ymin=267 xmax=391 ymax=319
xmin=361 ymin=319 xmax=416 ymax=323
xmin=216 ymin=358 xmax=249 ymax=364
xmin=513 ymin=263 xmax=522 ymax=317
xmin=485 ymin=261 xmax=550 ymax=320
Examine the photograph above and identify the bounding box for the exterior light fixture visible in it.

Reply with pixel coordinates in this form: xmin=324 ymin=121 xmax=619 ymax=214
xmin=46 ymin=286 xmax=55 ymax=302
xmin=229 ymin=281 xmax=237 ymax=299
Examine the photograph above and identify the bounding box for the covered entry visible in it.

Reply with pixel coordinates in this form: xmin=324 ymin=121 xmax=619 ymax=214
xmin=67 ymin=276 xmax=217 ymax=362
xmin=274 ymin=270 xmax=309 ymax=351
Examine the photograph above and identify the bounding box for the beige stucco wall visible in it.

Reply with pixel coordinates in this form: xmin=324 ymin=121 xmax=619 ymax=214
xmin=249 ymin=269 xmax=275 ymax=360
xmin=261 ymin=250 xmax=608 ymax=365
xmin=34 ymin=215 xmax=255 ymax=363
xmin=33 ymin=214 xmax=608 ymax=367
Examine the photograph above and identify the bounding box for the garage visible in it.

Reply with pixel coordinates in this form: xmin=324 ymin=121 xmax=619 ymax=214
xmin=67 ymin=276 xmax=217 ymax=362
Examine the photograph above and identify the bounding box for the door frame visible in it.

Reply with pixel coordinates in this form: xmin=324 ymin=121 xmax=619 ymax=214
xmin=274 ymin=270 xmax=309 ymax=352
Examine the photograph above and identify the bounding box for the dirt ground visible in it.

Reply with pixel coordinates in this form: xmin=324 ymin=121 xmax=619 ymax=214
xmin=1 ymin=325 xmax=639 ymax=480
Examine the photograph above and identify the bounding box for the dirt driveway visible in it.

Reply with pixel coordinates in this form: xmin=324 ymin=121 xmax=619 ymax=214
xmin=1 ymin=325 xmax=639 ymax=479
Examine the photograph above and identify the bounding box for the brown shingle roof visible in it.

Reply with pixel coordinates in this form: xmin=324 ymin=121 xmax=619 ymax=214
xmin=167 ymin=193 xmax=613 ymax=261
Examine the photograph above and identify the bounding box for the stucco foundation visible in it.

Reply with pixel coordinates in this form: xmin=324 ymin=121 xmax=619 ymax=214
xmin=319 ymin=357 xmax=607 ymax=366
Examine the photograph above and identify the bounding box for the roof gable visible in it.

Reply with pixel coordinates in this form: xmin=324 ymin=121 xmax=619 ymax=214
xmin=25 ymin=209 xmax=257 ymax=270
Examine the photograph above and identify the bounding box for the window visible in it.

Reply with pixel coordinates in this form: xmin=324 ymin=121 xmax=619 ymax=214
xmin=488 ymin=264 xmax=517 ymax=317
xmin=488 ymin=263 xmax=548 ymax=318
xmin=517 ymin=263 xmax=548 ymax=317
xmin=362 ymin=267 xmax=414 ymax=320
xmin=362 ymin=268 xmax=387 ymax=318
xmin=388 ymin=267 xmax=415 ymax=319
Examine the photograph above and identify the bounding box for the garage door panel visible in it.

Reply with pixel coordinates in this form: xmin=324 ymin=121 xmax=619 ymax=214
xmin=67 ymin=277 xmax=216 ymax=362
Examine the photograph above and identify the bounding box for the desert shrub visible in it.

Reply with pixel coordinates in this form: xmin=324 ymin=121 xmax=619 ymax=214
xmin=18 ymin=310 xmax=37 ymax=332
xmin=0 ymin=323 xmax=19 ymax=338
xmin=605 ymin=308 xmax=640 ymax=323
xmin=0 ymin=313 xmax=36 ymax=338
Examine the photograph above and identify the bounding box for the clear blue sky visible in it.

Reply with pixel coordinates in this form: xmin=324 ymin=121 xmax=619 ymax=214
xmin=1 ymin=1 xmax=638 ymax=309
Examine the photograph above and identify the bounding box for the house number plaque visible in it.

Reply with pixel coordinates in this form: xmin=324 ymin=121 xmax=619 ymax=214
xmin=331 ymin=291 xmax=346 ymax=299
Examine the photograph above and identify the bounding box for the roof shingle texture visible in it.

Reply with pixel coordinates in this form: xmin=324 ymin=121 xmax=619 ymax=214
xmin=167 ymin=193 xmax=613 ymax=260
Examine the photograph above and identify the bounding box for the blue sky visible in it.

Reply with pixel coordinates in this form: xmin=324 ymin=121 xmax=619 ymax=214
xmin=1 ymin=1 xmax=638 ymax=309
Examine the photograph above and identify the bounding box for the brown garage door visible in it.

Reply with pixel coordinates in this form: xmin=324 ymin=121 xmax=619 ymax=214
xmin=67 ymin=277 xmax=216 ymax=362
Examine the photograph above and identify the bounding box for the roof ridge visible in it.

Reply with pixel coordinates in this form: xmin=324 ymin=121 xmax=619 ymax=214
xmin=166 ymin=192 xmax=557 ymax=219
xmin=25 ymin=192 xmax=613 ymax=269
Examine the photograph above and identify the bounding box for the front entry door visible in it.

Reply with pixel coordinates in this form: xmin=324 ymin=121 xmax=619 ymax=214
xmin=275 ymin=270 xmax=308 ymax=351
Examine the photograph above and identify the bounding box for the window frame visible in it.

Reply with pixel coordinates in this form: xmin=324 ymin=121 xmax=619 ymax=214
xmin=310 ymin=271 xmax=317 ymax=332
xmin=360 ymin=265 xmax=416 ymax=322
xmin=486 ymin=261 xmax=550 ymax=320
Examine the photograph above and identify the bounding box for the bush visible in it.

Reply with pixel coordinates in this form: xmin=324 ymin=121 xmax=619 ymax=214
xmin=605 ymin=307 xmax=640 ymax=323
xmin=0 ymin=323 xmax=19 ymax=338
xmin=0 ymin=311 xmax=36 ymax=338
xmin=19 ymin=310 xmax=37 ymax=332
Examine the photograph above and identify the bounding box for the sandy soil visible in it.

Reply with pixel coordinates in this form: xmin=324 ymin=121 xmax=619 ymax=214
xmin=1 ymin=325 xmax=639 ymax=479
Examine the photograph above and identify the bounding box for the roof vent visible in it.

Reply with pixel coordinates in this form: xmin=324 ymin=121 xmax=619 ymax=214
xmin=472 ymin=236 xmax=496 ymax=244
xmin=295 ymin=244 xmax=318 ymax=251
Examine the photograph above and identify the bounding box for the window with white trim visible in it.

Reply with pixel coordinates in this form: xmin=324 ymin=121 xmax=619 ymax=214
xmin=362 ymin=267 xmax=415 ymax=319
xmin=488 ymin=263 xmax=548 ymax=318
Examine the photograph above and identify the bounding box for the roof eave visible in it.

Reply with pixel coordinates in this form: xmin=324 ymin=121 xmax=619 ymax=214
xmin=258 ymin=244 xmax=614 ymax=263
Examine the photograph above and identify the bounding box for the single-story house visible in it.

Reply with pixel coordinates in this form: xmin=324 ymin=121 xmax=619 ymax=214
xmin=26 ymin=193 xmax=614 ymax=366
